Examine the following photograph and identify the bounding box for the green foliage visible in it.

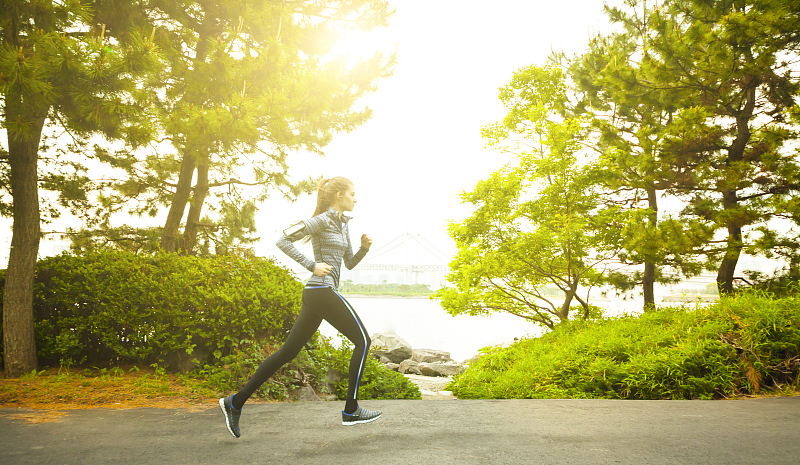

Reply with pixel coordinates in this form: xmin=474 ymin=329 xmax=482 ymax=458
xmin=313 ymin=336 xmax=421 ymax=401
xmin=0 ymin=251 xmax=303 ymax=369
xmin=67 ymin=225 xmax=166 ymax=256
xmin=449 ymin=293 xmax=800 ymax=399
xmin=435 ymin=65 xmax=622 ymax=329
xmin=338 ymin=280 xmax=433 ymax=297
xmin=566 ymin=20 xmax=712 ymax=308
xmin=0 ymin=252 xmax=420 ymax=401
xmin=744 ymin=265 xmax=800 ymax=298
xmin=0 ymin=0 xmax=162 ymax=222
xmin=80 ymin=0 xmax=398 ymax=254
xmin=190 ymin=333 xmax=420 ymax=401
xmin=590 ymin=0 xmax=800 ymax=294
xmin=193 ymin=336 xmax=311 ymax=401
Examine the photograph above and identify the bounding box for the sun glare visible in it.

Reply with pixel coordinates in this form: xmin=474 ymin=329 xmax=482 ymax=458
xmin=331 ymin=28 xmax=395 ymax=62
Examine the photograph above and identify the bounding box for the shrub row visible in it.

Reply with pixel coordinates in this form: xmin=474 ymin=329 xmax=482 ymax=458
xmin=0 ymin=251 xmax=421 ymax=401
xmin=1 ymin=251 xmax=303 ymax=368
xmin=449 ymin=292 xmax=800 ymax=400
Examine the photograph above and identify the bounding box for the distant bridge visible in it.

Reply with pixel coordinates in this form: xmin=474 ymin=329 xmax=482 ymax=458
xmin=358 ymin=231 xmax=449 ymax=270
xmin=290 ymin=232 xmax=450 ymax=287
xmin=357 ymin=264 xmax=447 ymax=272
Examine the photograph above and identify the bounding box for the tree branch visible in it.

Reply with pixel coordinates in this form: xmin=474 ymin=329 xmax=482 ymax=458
xmin=207 ymin=178 xmax=269 ymax=188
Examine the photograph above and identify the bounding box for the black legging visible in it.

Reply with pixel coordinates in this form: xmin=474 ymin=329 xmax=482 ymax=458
xmin=232 ymin=286 xmax=371 ymax=411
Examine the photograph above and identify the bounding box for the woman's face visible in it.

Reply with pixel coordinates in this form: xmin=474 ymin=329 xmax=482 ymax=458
xmin=336 ymin=187 xmax=357 ymax=212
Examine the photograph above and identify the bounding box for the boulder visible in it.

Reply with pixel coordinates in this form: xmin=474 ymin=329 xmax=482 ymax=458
xmin=288 ymin=385 xmax=321 ymax=402
xmin=418 ymin=361 xmax=466 ymax=377
xmin=384 ymin=363 xmax=400 ymax=372
xmin=321 ymin=368 xmax=341 ymax=395
xmin=379 ymin=356 xmax=392 ymax=364
xmin=371 ymin=333 xmax=413 ymax=363
xmin=398 ymin=359 xmax=422 ymax=375
xmin=412 ymin=348 xmax=452 ymax=363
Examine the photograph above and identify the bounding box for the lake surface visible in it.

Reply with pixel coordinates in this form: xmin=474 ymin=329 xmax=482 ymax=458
xmin=317 ymin=296 xmax=666 ymax=362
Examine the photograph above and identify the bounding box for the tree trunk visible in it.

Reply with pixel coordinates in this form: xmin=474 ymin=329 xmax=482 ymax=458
xmin=643 ymin=186 xmax=658 ymax=311
xmin=182 ymin=156 xmax=209 ymax=253
xmin=716 ymin=88 xmax=754 ymax=294
xmin=558 ymin=276 xmax=581 ymax=322
xmin=159 ymin=153 xmax=196 ymax=252
xmin=159 ymin=20 xmax=214 ymax=253
xmin=3 ymin=96 xmax=46 ymax=377
xmin=717 ymin=189 xmax=742 ymax=295
xmin=558 ymin=292 xmax=573 ymax=323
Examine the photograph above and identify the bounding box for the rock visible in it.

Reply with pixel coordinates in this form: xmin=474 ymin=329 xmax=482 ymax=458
xmin=288 ymin=385 xmax=321 ymax=402
xmin=321 ymin=368 xmax=341 ymax=395
xmin=418 ymin=361 xmax=466 ymax=377
xmin=412 ymin=348 xmax=452 ymax=363
xmin=371 ymin=333 xmax=413 ymax=363
xmin=384 ymin=363 xmax=400 ymax=372
xmin=320 ymin=394 xmax=338 ymax=402
xmin=398 ymin=359 xmax=422 ymax=375
xmin=380 ymin=356 xmax=392 ymax=364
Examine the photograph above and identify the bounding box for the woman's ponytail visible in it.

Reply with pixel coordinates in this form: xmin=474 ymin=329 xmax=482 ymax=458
xmin=310 ymin=176 xmax=352 ymax=218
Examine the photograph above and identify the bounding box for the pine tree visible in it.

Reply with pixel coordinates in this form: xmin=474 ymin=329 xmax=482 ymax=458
xmin=88 ymin=0 xmax=396 ymax=254
xmin=570 ymin=0 xmax=800 ymax=298
xmin=1 ymin=1 xmax=159 ymax=376
xmin=567 ymin=4 xmax=714 ymax=310
xmin=631 ymin=0 xmax=800 ymax=294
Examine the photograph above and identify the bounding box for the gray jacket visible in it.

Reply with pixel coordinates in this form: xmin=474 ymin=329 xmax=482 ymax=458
xmin=276 ymin=207 xmax=368 ymax=290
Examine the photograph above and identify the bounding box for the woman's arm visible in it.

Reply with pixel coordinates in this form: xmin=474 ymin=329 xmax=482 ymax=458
xmin=275 ymin=215 xmax=330 ymax=272
xmin=343 ymin=225 xmax=369 ymax=270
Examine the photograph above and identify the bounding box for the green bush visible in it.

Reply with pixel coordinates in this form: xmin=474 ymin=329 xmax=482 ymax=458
xmin=310 ymin=335 xmax=422 ymax=400
xmin=449 ymin=292 xmax=800 ymax=400
xmin=189 ymin=332 xmax=421 ymax=402
xmin=1 ymin=251 xmax=421 ymax=402
xmin=1 ymin=251 xmax=303 ymax=369
xmin=191 ymin=334 xmax=321 ymax=401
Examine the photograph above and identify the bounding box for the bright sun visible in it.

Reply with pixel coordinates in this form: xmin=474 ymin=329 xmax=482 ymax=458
xmin=331 ymin=28 xmax=395 ymax=62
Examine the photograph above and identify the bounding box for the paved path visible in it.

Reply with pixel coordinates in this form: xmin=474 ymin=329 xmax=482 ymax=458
xmin=1 ymin=397 xmax=798 ymax=465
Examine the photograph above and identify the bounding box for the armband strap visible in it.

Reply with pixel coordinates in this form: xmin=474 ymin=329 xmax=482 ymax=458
xmin=283 ymin=221 xmax=307 ymax=241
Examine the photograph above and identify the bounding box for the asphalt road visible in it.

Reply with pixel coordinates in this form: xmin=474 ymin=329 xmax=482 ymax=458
xmin=1 ymin=397 xmax=798 ymax=465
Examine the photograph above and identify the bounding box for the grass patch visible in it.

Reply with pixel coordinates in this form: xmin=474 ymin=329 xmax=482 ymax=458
xmin=449 ymin=292 xmax=800 ymax=400
xmin=0 ymin=334 xmax=421 ymax=411
xmin=0 ymin=365 xmax=221 ymax=411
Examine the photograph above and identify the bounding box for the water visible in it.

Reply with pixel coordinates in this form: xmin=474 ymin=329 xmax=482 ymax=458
xmin=317 ymin=296 xmax=656 ymax=362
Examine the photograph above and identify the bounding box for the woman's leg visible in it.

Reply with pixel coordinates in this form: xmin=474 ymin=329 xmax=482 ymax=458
xmin=304 ymin=287 xmax=370 ymax=413
xmin=232 ymin=301 xmax=323 ymax=410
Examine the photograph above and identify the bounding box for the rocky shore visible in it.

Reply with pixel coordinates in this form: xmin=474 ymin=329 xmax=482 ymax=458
xmin=370 ymin=333 xmax=467 ymax=378
xmin=368 ymin=332 xmax=469 ymax=399
xmin=290 ymin=332 xmax=514 ymax=402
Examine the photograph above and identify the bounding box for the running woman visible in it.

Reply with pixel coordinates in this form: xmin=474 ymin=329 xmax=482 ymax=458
xmin=219 ymin=176 xmax=381 ymax=438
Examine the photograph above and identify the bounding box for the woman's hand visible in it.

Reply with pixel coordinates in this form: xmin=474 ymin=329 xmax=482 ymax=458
xmin=314 ymin=263 xmax=332 ymax=277
xmin=361 ymin=234 xmax=373 ymax=250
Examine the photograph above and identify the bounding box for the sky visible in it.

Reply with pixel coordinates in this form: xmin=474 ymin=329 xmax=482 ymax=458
xmin=251 ymin=0 xmax=617 ymax=268
xmin=3 ymin=0 xmax=780 ymax=277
